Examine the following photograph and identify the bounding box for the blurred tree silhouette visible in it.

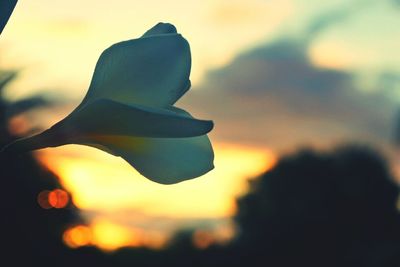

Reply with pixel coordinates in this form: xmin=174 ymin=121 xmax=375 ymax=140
xmin=115 ymin=145 xmax=400 ymax=267
xmin=234 ymin=146 xmax=400 ymax=267
xmin=0 ymin=71 xmax=83 ymax=266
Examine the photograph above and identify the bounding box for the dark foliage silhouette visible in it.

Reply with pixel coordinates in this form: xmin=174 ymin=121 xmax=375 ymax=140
xmin=234 ymin=146 xmax=400 ymax=267
xmin=0 ymin=71 xmax=84 ymax=266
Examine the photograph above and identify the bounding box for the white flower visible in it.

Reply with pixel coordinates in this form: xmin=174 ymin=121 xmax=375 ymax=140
xmin=4 ymin=23 xmax=214 ymax=184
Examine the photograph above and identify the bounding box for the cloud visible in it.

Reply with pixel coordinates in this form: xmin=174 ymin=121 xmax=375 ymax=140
xmin=179 ymin=37 xmax=397 ymax=152
xmin=304 ymin=0 xmax=373 ymax=42
xmin=176 ymin=1 xmax=400 ymax=152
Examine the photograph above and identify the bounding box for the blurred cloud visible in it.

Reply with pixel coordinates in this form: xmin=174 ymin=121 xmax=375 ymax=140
xmin=179 ymin=2 xmax=399 ymax=152
xmin=304 ymin=0 xmax=372 ymax=41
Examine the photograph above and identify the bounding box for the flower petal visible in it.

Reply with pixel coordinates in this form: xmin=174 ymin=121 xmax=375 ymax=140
xmin=82 ymin=30 xmax=191 ymax=107
xmin=53 ymin=99 xmax=213 ymax=139
xmin=141 ymin=22 xmax=177 ymax=37
xmin=74 ymin=105 xmax=214 ymax=184
xmin=0 ymin=0 xmax=17 ymax=35
xmin=85 ymin=134 xmax=214 ymax=184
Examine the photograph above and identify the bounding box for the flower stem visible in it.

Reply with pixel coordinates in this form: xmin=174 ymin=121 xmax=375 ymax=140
xmin=0 ymin=129 xmax=56 ymax=154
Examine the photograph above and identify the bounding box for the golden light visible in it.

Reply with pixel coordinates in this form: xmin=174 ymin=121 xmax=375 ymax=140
xmin=90 ymin=219 xmax=143 ymax=251
xmin=309 ymin=41 xmax=355 ymax=70
xmin=63 ymin=225 xmax=92 ymax=248
xmin=37 ymin=142 xmax=275 ymax=250
xmin=38 ymin=143 xmax=275 ymax=217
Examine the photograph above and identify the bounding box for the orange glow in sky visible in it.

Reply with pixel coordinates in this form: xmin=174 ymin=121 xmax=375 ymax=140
xmin=308 ymin=39 xmax=378 ymax=71
xmin=38 ymin=142 xmax=274 ymax=217
xmin=37 ymin=142 xmax=275 ymax=250
xmin=90 ymin=219 xmax=144 ymax=251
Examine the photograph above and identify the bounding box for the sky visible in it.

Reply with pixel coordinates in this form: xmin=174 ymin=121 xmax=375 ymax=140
xmin=1 ymin=0 xmax=400 ymax=250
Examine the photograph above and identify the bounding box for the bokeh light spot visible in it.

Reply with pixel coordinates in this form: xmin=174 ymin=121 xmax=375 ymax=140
xmin=48 ymin=189 xmax=69 ymax=208
xmin=63 ymin=225 xmax=92 ymax=248
xmin=37 ymin=190 xmax=52 ymax=209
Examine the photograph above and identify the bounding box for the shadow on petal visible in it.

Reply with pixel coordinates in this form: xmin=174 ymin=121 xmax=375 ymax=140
xmin=86 ymin=134 xmax=214 ymax=184
xmin=55 ymin=99 xmax=213 ymax=139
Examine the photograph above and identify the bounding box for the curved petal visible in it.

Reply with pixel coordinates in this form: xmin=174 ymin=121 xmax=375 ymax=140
xmin=53 ymin=99 xmax=213 ymax=139
xmin=0 ymin=0 xmax=17 ymax=35
xmin=84 ymin=134 xmax=214 ymax=184
xmin=81 ymin=31 xmax=191 ymax=108
xmin=141 ymin=22 xmax=177 ymax=37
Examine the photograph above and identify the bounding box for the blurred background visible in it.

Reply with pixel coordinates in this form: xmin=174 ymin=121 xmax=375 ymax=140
xmin=1 ymin=0 xmax=400 ymax=266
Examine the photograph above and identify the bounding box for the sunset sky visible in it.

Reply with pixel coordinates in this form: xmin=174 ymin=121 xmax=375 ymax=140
xmin=1 ymin=0 xmax=400 ymax=250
